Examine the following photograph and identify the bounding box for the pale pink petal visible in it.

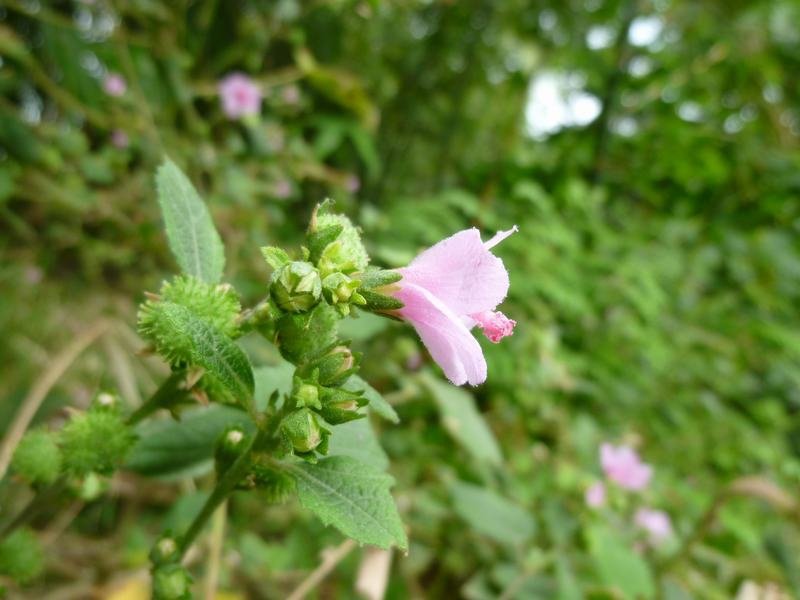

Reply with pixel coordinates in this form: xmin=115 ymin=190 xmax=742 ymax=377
xmin=394 ymin=282 xmax=487 ymax=386
xmin=399 ymin=228 xmax=511 ymax=315
xmin=635 ymin=508 xmax=672 ymax=543
xmin=218 ymin=73 xmax=262 ymax=119
xmin=484 ymin=225 xmax=519 ymax=250
xmin=585 ymin=482 xmax=606 ymax=508
xmin=600 ymin=443 xmax=653 ymax=491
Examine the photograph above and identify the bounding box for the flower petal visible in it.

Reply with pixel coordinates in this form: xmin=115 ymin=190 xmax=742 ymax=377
xmin=394 ymin=282 xmax=487 ymax=386
xmin=399 ymin=228 xmax=511 ymax=315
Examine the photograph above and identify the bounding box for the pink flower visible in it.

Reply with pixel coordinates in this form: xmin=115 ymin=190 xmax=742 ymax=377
xmin=391 ymin=226 xmax=517 ymax=386
xmin=585 ymin=482 xmax=606 ymax=508
xmin=345 ymin=174 xmax=360 ymax=193
xmin=634 ymin=508 xmax=672 ymax=543
xmin=273 ymin=179 xmax=292 ymax=199
xmin=600 ymin=443 xmax=653 ymax=491
xmin=218 ymin=73 xmax=262 ymax=119
xmin=103 ymin=73 xmax=127 ymax=97
xmin=281 ymin=85 xmax=301 ymax=105
xmin=111 ymin=129 xmax=129 ymax=148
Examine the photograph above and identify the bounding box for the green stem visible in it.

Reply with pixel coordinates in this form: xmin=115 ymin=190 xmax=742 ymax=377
xmin=176 ymin=428 xmax=268 ymax=558
xmin=0 ymin=479 xmax=67 ymax=539
xmin=126 ymin=371 xmax=189 ymax=426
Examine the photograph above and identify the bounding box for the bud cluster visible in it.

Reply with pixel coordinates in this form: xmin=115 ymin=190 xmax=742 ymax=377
xmin=11 ymin=392 xmax=135 ymax=498
xmin=253 ymin=201 xmax=400 ymax=461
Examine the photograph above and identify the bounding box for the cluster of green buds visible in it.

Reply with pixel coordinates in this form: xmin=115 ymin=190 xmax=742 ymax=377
xmin=10 ymin=391 xmax=135 ymax=498
xmin=254 ymin=201 xmax=401 ymax=460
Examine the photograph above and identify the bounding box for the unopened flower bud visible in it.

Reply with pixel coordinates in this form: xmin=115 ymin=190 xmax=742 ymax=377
xmin=215 ymin=425 xmax=251 ymax=475
xmin=149 ymin=535 xmax=180 ymax=566
xmin=270 ymin=261 xmax=322 ymax=312
xmin=280 ymin=408 xmax=327 ymax=454
xmin=0 ymin=529 xmax=44 ymax=584
xmin=61 ymin=409 xmax=135 ymax=477
xmin=12 ymin=429 xmax=62 ymax=486
xmin=322 ymin=273 xmax=362 ymax=306
xmin=298 ymin=345 xmax=359 ymax=386
xmin=152 ymin=563 xmax=192 ymax=600
xmin=318 ymin=387 xmax=366 ymax=425
xmin=293 ymin=382 xmax=321 ymax=409
xmin=308 ymin=206 xmax=369 ymax=276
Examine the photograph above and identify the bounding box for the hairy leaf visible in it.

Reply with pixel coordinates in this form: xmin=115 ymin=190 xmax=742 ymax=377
xmin=281 ymin=456 xmax=407 ymax=550
xmin=156 ymin=158 xmax=225 ymax=283
xmin=161 ymin=302 xmax=254 ymax=406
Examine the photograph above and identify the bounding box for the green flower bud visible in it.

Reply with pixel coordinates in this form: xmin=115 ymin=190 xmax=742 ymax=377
xmin=149 ymin=535 xmax=181 ymax=566
xmin=280 ymin=408 xmax=327 ymax=454
xmin=138 ymin=275 xmax=241 ymax=364
xmin=270 ymin=261 xmax=322 ymax=313
xmin=275 ymin=303 xmax=340 ymax=363
xmin=322 ymin=273 xmax=364 ymax=306
xmin=310 ymin=209 xmax=369 ymax=276
xmin=61 ymin=409 xmax=135 ymax=477
xmin=152 ymin=563 xmax=192 ymax=600
xmin=293 ymin=382 xmax=321 ymax=409
xmin=215 ymin=425 xmax=251 ymax=476
xmin=93 ymin=391 xmax=122 ymax=411
xmin=0 ymin=529 xmax=44 ymax=585
xmin=297 ymin=345 xmax=360 ymax=386
xmin=11 ymin=429 xmax=62 ymax=486
xmin=318 ymin=387 xmax=367 ymax=425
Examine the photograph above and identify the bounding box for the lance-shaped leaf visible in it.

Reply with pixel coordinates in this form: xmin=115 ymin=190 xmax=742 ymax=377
xmin=280 ymin=456 xmax=407 ymax=550
xmin=156 ymin=158 xmax=225 ymax=283
xmin=161 ymin=302 xmax=254 ymax=407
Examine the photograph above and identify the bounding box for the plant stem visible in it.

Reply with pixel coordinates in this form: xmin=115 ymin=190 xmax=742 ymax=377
xmin=126 ymin=370 xmax=189 ymax=426
xmin=177 ymin=428 xmax=267 ymax=558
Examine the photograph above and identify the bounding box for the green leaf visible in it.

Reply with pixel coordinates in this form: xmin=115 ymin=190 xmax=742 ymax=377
xmin=126 ymin=405 xmax=253 ymax=479
xmin=450 ymin=481 xmax=535 ymax=547
xmin=161 ymin=302 xmax=255 ymax=407
xmin=253 ymin=363 xmax=295 ymax=411
xmin=587 ymin=525 xmax=655 ymax=599
xmin=327 ymin=418 xmax=389 ymax=471
xmin=344 ymin=375 xmax=399 ymax=424
xmin=281 ymin=456 xmax=407 ymax=550
xmin=261 ymin=246 xmax=291 ymax=271
xmin=156 ymin=158 xmax=225 ymax=283
xmin=421 ymin=373 xmax=502 ymax=465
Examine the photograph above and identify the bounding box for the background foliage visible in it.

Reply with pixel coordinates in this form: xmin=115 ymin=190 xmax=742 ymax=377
xmin=2 ymin=0 xmax=800 ymax=598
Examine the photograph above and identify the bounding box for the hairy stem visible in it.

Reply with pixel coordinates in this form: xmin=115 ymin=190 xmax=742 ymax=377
xmin=126 ymin=370 xmax=189 ymax=426
xmin=177 ymin=428 xmax=268 ymax=558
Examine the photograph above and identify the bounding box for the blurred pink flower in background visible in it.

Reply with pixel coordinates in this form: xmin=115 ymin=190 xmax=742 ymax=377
xmin=103 ymin=73 xmax=127 ymax=97
xmin=635 ymin=508 xmax=673 ymax=543
xmin=392 ymin=226 xmax=518 ymax=386
xmin=345 ymin=174 xmax=360 ymax=193
xmin=218 ymin=73 xmax=262 ymax=119
xmin=111 ymin=129 xmax=129 ymax=148
xmin=600 ymin=443 xmax=652 ymax=491
xmin=281 ymin=85 xmax=301 ymax=105
xmin=585 ymin=481 xmax=606 ymax=508
xmin=273 ymin=179 xmax=292 ymax=199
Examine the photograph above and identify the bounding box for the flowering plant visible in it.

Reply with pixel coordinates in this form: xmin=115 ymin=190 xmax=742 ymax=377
xmin=0 ymin=160 xmax=516 ymax=597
